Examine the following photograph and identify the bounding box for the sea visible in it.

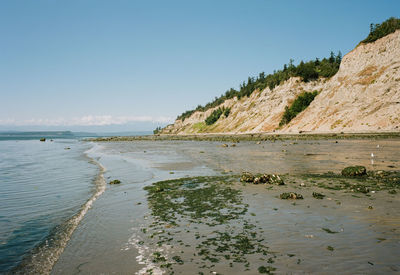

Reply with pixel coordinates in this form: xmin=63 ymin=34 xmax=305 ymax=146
xmin=0 ymin=131 xmax=147 ymax=274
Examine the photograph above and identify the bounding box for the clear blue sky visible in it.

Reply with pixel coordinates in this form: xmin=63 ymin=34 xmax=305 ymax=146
xmin=0 ymin=0 xmax=399 ymax=131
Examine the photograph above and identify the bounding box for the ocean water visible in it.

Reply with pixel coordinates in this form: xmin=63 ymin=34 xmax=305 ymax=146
xmin=0 ymin=137 xmax=101 ymax=274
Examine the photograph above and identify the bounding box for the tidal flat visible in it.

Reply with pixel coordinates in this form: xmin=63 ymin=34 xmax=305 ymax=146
xmin=52 ymin=139 xmax=400 ymax=274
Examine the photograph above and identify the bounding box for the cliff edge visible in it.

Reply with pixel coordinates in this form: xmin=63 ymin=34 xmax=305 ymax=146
xmin=162 ymin=30 xmax=400 ymax=135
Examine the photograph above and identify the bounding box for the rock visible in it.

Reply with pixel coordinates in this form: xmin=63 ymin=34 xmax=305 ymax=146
xmin=109 ymin=179 xmax=121 ymax=185
xmin=256 ymin=141 xmax=261 ymax=145
xmin=280 ymin=192 xmax=303 ymax=200
xmin=265 ymin=174 xmax=285 ymax=185
xmin=40 ymin=138 xmax=46 ymax=142
xmin=253 ymin=177 xmax=261 ymax=184
xmin=354 ymin=184 xmax=369 ymax=193
xmin=341 ymin=166 xmax=367 ymax=177
xmin=64 ymin=147 xmax=71 ymax=150
xmin=240 ymin=172 xmax=255 ymax=183
xmin=312 ymin=192 xmax=325 ymax=199
xmin=230 ymin=144 xmax=236 ymax=147
xmin=222 ymin=144 xmax=228 ymax=148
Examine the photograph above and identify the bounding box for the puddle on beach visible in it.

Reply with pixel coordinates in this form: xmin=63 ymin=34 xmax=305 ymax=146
xmin=52 ymin=139 xmax=400 ymax=274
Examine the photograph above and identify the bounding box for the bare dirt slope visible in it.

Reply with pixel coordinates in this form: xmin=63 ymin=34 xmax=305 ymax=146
xmin=163 ymin=30 xmax=400 ymax=135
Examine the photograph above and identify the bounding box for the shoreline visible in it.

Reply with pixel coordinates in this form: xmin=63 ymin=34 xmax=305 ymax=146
xmin=50 ymin=139 xmax=400 ymax=274
xmin=87 ymin=131 xmax=400 ymax=142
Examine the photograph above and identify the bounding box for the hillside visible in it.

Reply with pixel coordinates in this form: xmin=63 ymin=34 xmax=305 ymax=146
xmin=162 ymin=28 xmax=400 ymax=135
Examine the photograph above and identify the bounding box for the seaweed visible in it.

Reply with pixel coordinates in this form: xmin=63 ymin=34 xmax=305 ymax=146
xmin=258 ymin=265 xmax=276 ymax=274
xmin=312 ymin=192 xmax=325 ymax=199
xmin=143 ymin=175 xmax=274 ymax=272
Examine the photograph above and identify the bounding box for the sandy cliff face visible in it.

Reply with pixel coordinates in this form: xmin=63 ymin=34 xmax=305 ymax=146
xmin=163 ymin=30 xmax=400 ymax=135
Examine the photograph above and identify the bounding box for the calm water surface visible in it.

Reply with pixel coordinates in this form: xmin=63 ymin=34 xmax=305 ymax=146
xmin=0 ymin=139 xmax=99 ymax=273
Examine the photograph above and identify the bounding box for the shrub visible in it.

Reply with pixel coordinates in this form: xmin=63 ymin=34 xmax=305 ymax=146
xmin=153 ymin=126 xmax=162 ymax=134
xmin=361 ymin=17 xmax=400 ymax=44
xmin=205 ymin=108 xmax=224 ymax=125
xmin=279 ymin=91 xmax=318 ymax=126
xmin=223 ymin=107 xmax=231 ymax=118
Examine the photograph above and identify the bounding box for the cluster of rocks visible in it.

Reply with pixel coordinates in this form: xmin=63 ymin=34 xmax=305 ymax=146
xmin=280 ymin=192 xmax=303 ymax=200
xmin=240 ymin=172 xmax=285 ymax=185
xmin=341 ymin=166 xmax=367 ymax=177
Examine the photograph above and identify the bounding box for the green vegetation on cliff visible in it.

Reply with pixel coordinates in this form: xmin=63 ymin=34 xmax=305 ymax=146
xmin=205 ymin=106 xmax=231 ymax=125
xmin=361 ymin=17 xmax=400 ymax=44
xmin=175 ymin=18 xmax=398 ymax=124
xmin=178 ymin=52 xmax=341 ymax=121
xmin=279 ymin=91 xmax=318 ymax=126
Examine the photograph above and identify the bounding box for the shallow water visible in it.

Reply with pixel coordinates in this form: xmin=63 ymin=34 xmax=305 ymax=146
xmin=52 ymin=139 xmax=400 ymax=274
xmin=0 ymin=139 xmax=99 ymax=273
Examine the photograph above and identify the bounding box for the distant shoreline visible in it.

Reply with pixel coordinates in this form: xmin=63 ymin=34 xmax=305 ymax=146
xmin=88 ymin=131 xmax=400 ymax=142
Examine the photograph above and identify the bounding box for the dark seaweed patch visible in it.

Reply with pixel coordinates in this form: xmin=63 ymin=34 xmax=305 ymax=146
xmin=143 ymin=176 xmax=274 ymax=272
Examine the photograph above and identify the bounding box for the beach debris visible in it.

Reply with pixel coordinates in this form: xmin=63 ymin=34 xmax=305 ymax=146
xmin=280 ymin=192 xmax=303 ymax=200
xmin=256 ymin=141 xmax=261 ymax=145
xmin=240 ymin=172 xmax=285 ymax=185
xmin=305 ymin=234 xmax=314 ymax=238
xmin=368 ymin=205 xmax=373 ymax=210
xmin=322 ymin=228 xmax=339 ymax=234
xmin=64 ymin=147 xmax=71 ymax=150
xmin=221 ymin=143 xmax=228 ymax=147
xmin=327 ymin=246 xmax=334 ymax=251
xmin=341 ymin=166 xmax=367 ymax=177
xmin=169 ymin=171 xmax=175 ymax=174
xmin=312 ymin=192 xmax=325 ymax=199
xmin=40 ymin=138 xmax=46 ymax=142
xmin=230 ymin=143 xmax=236 ymax=147
xmin=109 ymin=179 xmax=121 ymax=185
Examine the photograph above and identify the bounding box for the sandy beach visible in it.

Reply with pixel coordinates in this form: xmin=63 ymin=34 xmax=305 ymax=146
xmin=48 ymin=138 xmax=400 ymax=274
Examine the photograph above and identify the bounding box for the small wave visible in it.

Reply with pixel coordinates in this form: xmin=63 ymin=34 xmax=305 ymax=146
xmin=11 ymin=145 xmax=106 ymax=275
xmin=122 ymin=226 xmax=167 ymax=275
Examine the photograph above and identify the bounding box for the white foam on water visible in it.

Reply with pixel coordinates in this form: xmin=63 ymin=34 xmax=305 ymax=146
xmin=122 ymin=225 xmax=175 ymax=275
xmin=13 ymin=143 xmax=107 ymax=275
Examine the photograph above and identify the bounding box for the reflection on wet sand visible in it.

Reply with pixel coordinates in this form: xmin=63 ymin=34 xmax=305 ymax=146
xmin=53 ymin=139 xmax=400 ymax=274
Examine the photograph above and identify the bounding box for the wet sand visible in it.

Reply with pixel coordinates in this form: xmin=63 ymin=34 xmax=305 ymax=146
xmin=52 ymin=139 xmax=400 ymax=274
